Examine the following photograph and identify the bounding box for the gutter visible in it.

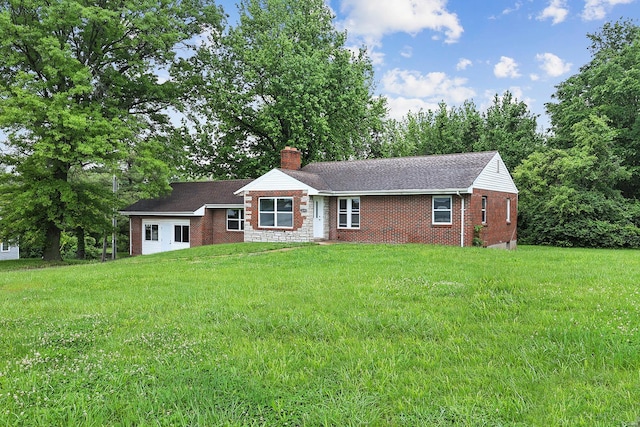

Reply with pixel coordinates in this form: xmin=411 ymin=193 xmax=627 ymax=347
xmin=118 ymin=211 xmax=203 ymax=217
xmin=317 ymin=188 xmax=473 ymax=197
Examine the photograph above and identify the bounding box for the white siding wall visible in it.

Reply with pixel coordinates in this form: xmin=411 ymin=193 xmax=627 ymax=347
xmin=237 ymin=169 xmax=317 ymax=193
xmin=141 ymin=219 xmax=190 ymax=255
xmin=472 ymin=153 xmax=519 ymax=194
xmin=0 ymin=244 xmax=19 ymax=260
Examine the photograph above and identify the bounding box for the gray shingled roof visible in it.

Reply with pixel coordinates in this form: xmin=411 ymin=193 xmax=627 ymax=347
xmin=282 ymin=151 xmax=498 ymax=192
xmin=122 ymin=179 xmax=252 ymax=213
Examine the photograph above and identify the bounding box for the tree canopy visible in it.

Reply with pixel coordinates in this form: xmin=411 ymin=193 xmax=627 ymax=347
xmin=0 ymin=0 xmax=221 ymax=260
xmin=375 ymin=92 xmax=543 ymax=171
xmin=546 ymin=19 xmax=640 ymax=199
xmin=514 ymin=115 xmax=640 ymax=247
xmin=182 ymin=0 xmax=387 ymax=179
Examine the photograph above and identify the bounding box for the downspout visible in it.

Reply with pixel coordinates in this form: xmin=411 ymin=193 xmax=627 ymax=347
xmin=457 ymin=191 xmax=464 ymax=247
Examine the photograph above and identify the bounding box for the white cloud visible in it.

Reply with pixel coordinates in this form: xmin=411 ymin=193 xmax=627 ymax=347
xmin=400 ymin=45 xmax=413 ymax=58
xmin=581 ymin=0 xmax=636 ymax=21
xmin=530 ymin=73 xmax=540 ymax=81
xmin=385 ymin=97 xmax=440 ymax=120
xmin=456 ymin=58 xmax=472 ymax=71
xmin=502 ymin=2 xmax=523 ymax=15
xmin=536 ymin=52 xmax=572 ymax=77
xmin=494 ymin=56 xmax=521 ymax=78
xmin=381 ymin=68 xmax=476 ymax=103
xmin=537 ymin=0 xmax=569 ymax=24
xmin=480 ymin=88 xmax=536 ymax=115
xmin=337 ymin=0 xmax=463 ymax=45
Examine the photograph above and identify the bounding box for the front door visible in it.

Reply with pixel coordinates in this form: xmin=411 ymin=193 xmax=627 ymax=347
xmin=313 ymin=197 xmax=325 ymax=239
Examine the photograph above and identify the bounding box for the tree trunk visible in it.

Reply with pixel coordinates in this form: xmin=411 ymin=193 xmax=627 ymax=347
xmin=76 ymin=226 xmax=86 ymax=260
xmin=101 ymin=235 xmax=107 ymax=262
xmin=42 ymin=222 xmax=62 ymax=261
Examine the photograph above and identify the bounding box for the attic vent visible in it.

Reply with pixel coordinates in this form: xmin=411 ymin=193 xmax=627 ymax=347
xmin=496 ymin=159 xmax=500 ymax=173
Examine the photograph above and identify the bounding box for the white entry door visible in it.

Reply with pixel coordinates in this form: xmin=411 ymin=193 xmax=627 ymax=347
xmin=313 ymin=197 xmax=325 ymax=239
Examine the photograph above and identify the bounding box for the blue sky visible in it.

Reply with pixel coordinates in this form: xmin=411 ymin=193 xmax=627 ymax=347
xmin=218 ymin=0 xmax=639 ymax=130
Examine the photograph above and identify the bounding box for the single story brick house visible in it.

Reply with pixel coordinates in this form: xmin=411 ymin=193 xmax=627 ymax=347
xmin=121 ymin=148 xmax=518 ymax=255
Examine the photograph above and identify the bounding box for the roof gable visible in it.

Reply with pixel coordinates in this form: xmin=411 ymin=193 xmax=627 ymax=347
xmin=472 ymin=152 xmax=519 ymax=194
xmin=234 ymin=169 xmax=321 ymax=195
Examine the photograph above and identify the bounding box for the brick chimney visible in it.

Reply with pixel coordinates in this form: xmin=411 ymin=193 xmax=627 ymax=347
xmin=280 ymin=146 xmax=301 ymax=170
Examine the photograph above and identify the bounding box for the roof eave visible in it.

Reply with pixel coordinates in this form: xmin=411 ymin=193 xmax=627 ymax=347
xmin=119 ymin=211 xmax=204 ymax=217
xmin=203 ymin=203 xmax=245 ymax=209
xmin=317 ymin=188 xmax=473 ymax=197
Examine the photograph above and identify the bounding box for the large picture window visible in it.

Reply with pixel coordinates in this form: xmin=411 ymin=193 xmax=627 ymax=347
xmin=144 ymin=224 xmax=159 ymax=241
xmin=432 ymin=196 xmax=452 ymax=224
xmin=259 ymin=197 xmax=293 ymax=228
xmin=227 ymin=209 xmax=244 ymax=231
xmin=174 ymin=225 xmax=190 ymax=243
xmin=338 ymin=197 xmax=360 ymax=229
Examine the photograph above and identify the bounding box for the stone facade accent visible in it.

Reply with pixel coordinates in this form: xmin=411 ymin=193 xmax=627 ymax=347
xmin=243 ymin=190 xmax=314 ymax=243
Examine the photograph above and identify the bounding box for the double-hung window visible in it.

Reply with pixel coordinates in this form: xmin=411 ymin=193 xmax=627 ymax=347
xmin=227 ymin=209 xmax=244 ymax=231
xmin=174 ymin=225 xmax=190 ymax=243
xmin=1 ymin=241 xmax=9 ymax=252
xmin=432 ymin=196 xmax=452 ymax=224
xmin=481 ymin=196 xmax=487 ymax=224
xmin=145 ymin=224 xmax=159 ymax=241
xmin=259 ymin=197 xmax=293 ymax=228
xmin=338 ymin=198 xmax=360 ymax=229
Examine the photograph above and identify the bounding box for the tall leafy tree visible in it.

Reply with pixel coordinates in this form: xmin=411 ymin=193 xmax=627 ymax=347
xmin=546 ymin=19 xmax=640 ymax=198
xmin=375 ymin=94 xmax=542 ymax=171
xmin=475 ymin=91 xmax=543 ymax=171
xmin=0 ymin=0 xmax=221 ymax=260
xmin=514 ymin=115 xmax=640 ymax=248
xmin=183 ymin=0 xmax=386 ymax=178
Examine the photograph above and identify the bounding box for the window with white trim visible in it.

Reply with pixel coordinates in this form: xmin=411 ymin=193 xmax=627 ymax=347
xmin=432 ymin=196 xmax=452 ymax=224
xmin=1 ymin=241 xmax=9 ymax=252
xmin=144 ymin=224 xmax=159 ymax=241
xmin=259 ymin=197 xmax=293 ymax=228
xmin=174 ymin=225 xmax=190 ymax=243
xmin=506 ymin=198 xmax=511 ymax=223
xmin=338 ymin=197 xmax=360 ymax=229
xmin=227 ymin=209 xmax=244 ymax=231
xmin=481 ymin=196 xmax=487 ymax=224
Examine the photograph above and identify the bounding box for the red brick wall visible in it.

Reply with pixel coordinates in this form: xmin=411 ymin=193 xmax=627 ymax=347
xmin=467 ymin=189 xmax=518 ymax=247
xmin=327 ymin=195 xmax=466 ymax=245
xmin=212 ymin=208 xmax=244 ymax=244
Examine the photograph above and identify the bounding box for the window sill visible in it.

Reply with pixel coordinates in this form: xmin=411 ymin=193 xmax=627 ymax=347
xmin=257 ymin=227 xmax=294 ymax=230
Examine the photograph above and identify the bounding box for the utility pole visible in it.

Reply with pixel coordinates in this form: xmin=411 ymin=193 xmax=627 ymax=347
xmin=112 ymin=175 xmax=117 ymax=260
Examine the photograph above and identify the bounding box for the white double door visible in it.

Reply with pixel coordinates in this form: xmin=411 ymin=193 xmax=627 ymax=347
xmin=142 ymin=219 xmax=190 ymax=254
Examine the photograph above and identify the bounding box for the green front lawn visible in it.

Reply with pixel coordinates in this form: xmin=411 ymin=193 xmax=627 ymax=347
xmin=1 ymin=243 xmax=638 ymax=426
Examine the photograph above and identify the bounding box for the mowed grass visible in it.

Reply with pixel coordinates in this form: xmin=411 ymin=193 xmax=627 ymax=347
xmin=0 ymin=243 xmax=639 ymax=426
